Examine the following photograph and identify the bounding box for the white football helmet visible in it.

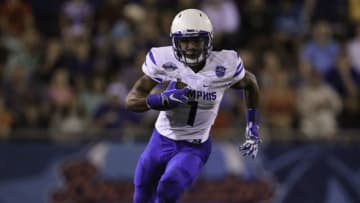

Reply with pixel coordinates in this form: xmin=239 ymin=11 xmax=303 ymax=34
xmin=170 ymin=9 xmax=213 ymax=66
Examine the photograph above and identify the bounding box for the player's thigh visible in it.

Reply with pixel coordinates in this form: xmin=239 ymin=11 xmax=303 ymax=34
xmin=160 ymin=152 xmax=205 ymax=187
xmin=134 ymin=130 xmax=168 ymax=186
xmin=134 ymin=152 xmax=165 ymax=187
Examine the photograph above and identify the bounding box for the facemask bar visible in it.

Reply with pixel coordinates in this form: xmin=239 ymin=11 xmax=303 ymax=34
xmin=171 ymin=31 xmax=213 ymax=66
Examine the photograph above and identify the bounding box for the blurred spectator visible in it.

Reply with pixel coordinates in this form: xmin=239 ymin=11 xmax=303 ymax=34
xmin=325 ymin=50 xmax=360 ymax=128
xmin=306 ymin=0 xmax=347 ymax=30
xmin=131 ymin=7 xmax=159 ymax=49
xmin=10 ymin=102 xmax=50 ymax=139
xmin=47 ymin=69 xmax=75 ymax=109
xmin=50 ymin=100 xmax=88 ymax=142
xmin=61 ymin=0 xmax=93 ymax=28
xmin=202 ymin=0 xmax=239 ymax=34
xmin=13 ymin=104 xmax=46 ymax=129
xmin=297 ymin=70 xmax=342 ymax=138
xmin=66 ymin=38 xmax=94 ymax=78
xmin=0 ymin=98 xmax=13 ymax=138
xmin=238 ymin=0 xmax=273 ymax=48
xmin=177 ymin=0 xmax=200 ymax=10
xmin=300 ymin=20 xmax=339 ymax=77
xmin=349 ymin=0 xmax=360 ymax=24
xmin=3 ymin=65 xmax=38 ymax=124
xmin=112 ymin=36 xmax=135 ymax=71
xmin=110 ymin=12 xmax=132 ymax=43
xmin=105 ymin=74 xmax=129 ymax=106
xmin=123 ymin=3 xmax=146 ymax=26
xmin=347 ymin=24 xmax=360 ymax=74
xmin=259 ymin=51 xmax=281 ymax=88
xmin=92 ymin=16 xmax=115 ymax=75
xmin=273 ymin=0 xmax=305 ymax=39
xmin=33 ymin=38 xmax=65 ymax=85
xmin=239 ymin=48 xmax=256 ymax=67
xmin=92 ymin=93 xmax=139 ymax=135
xmin=201 ymin=0 xmax=240 ymax=47
xmin=263 ymin=71 xmax=297 ymax=131
xmin=0 ymin=0 xmax=34 ymax=36
xmin=157 ymin=9 xmax=176 ymax=45
xmin=97 ymin=0 xmax=126 ymax=28
xmin=117 ymin=48 xmax=147 ymax=88
xmin=0 ymin=44 xmax=9 ymax=77
xmin=92 ymin=89 xmax=148 ymax=141
xmin=211 ymin=91 xmax=239 ymax=140
xmin=325 ymin=50 xmax=360 ymax=98
xmin=79 ymin=75 xmax=106 ymax=116
xmin=4 ymin=28 xmax=41 ymax=78
xmin=260 ymin=51 xmax=296 ymax=134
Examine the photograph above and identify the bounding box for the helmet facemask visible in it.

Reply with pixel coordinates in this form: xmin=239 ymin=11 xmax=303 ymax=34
xmin=170 ymin=9 xmax=214 ymax=66
xmin=171 ymin=31 xmax=213 ymax=66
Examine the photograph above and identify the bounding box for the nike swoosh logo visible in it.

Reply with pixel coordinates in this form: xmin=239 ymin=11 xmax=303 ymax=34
xmin=169 ymin=94 xmax=184 ymax=103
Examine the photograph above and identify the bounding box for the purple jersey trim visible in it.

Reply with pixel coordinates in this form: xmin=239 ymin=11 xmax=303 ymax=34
xmin=149 ymin=50 xmax=157 ymax=65
xmin=233 ymin=62 xmax=244 ymax=77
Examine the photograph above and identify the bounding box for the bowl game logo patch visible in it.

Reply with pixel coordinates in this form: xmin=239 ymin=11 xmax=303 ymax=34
xmin=162 ymin=62 xmax=178 ymax=71
xmin=215 ymin=65 xmax=226 ymax=77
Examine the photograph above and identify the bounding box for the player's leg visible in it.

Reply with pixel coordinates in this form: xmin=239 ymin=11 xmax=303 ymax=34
xmin=155 ymin=152 xmax=203 ymax=203
xmin=133 ymin=155 xmax=163 ymax=203
xmin=155 ymin=141 xmax=211 ymax=202
xmin=133 ymin=131 xmax=167 ymax=203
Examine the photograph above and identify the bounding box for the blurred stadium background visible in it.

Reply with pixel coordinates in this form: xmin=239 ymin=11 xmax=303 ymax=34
xmin=0 ymin=0 xmax=359 ymax=202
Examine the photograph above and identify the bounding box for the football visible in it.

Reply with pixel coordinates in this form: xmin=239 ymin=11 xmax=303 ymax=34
xmin=150 ymin=80 xmax=188 ymax=94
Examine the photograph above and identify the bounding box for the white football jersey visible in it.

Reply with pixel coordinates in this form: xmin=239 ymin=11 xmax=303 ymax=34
xmin=142 ymin=46 xmax=246 ymax=142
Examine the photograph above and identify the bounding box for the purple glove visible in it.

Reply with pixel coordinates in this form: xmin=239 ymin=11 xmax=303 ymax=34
xmin=147 ymin=81 xmax=189 ymax=110
xmin=239 ymin=109 xmax=260 ymax=159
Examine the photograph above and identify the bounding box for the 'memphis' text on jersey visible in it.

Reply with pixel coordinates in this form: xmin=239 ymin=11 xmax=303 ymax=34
xmin=187 ymin=89 xmax=216 ymax=101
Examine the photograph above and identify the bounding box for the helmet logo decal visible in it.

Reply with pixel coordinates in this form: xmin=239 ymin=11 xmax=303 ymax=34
xmin=215 ymin=66 xmax=226 ymax=77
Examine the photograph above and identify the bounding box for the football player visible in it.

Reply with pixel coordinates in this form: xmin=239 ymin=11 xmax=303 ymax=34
xmin=126 ymin=8 xmax=261 ymax=203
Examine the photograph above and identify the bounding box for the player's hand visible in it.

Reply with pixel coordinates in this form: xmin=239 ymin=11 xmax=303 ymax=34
xmin=161 ymin=80 xmax=189 ymax=107
xmin=239 ymin=122 xmax=260 ymax=159
xmin=147 ymin=81 xmax=189 ymax=110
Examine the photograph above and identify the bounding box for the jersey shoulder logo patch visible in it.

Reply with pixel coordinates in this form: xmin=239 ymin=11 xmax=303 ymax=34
xmin=215 ymin=65 xmax=226 ymax=77
xmin=162 ymin=62 xmax=178 ymax=71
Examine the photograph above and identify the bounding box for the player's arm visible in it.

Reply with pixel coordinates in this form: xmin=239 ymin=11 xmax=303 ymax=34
xmin=231 ymin=70 xmax=261 ymax=159
xmin=126 ymin=75 xmax=158 ymax=112
xmin=230 ymin=70 xmax=260 ymax=109
xmin=126 ymin=75 xmax=189 ymax=112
